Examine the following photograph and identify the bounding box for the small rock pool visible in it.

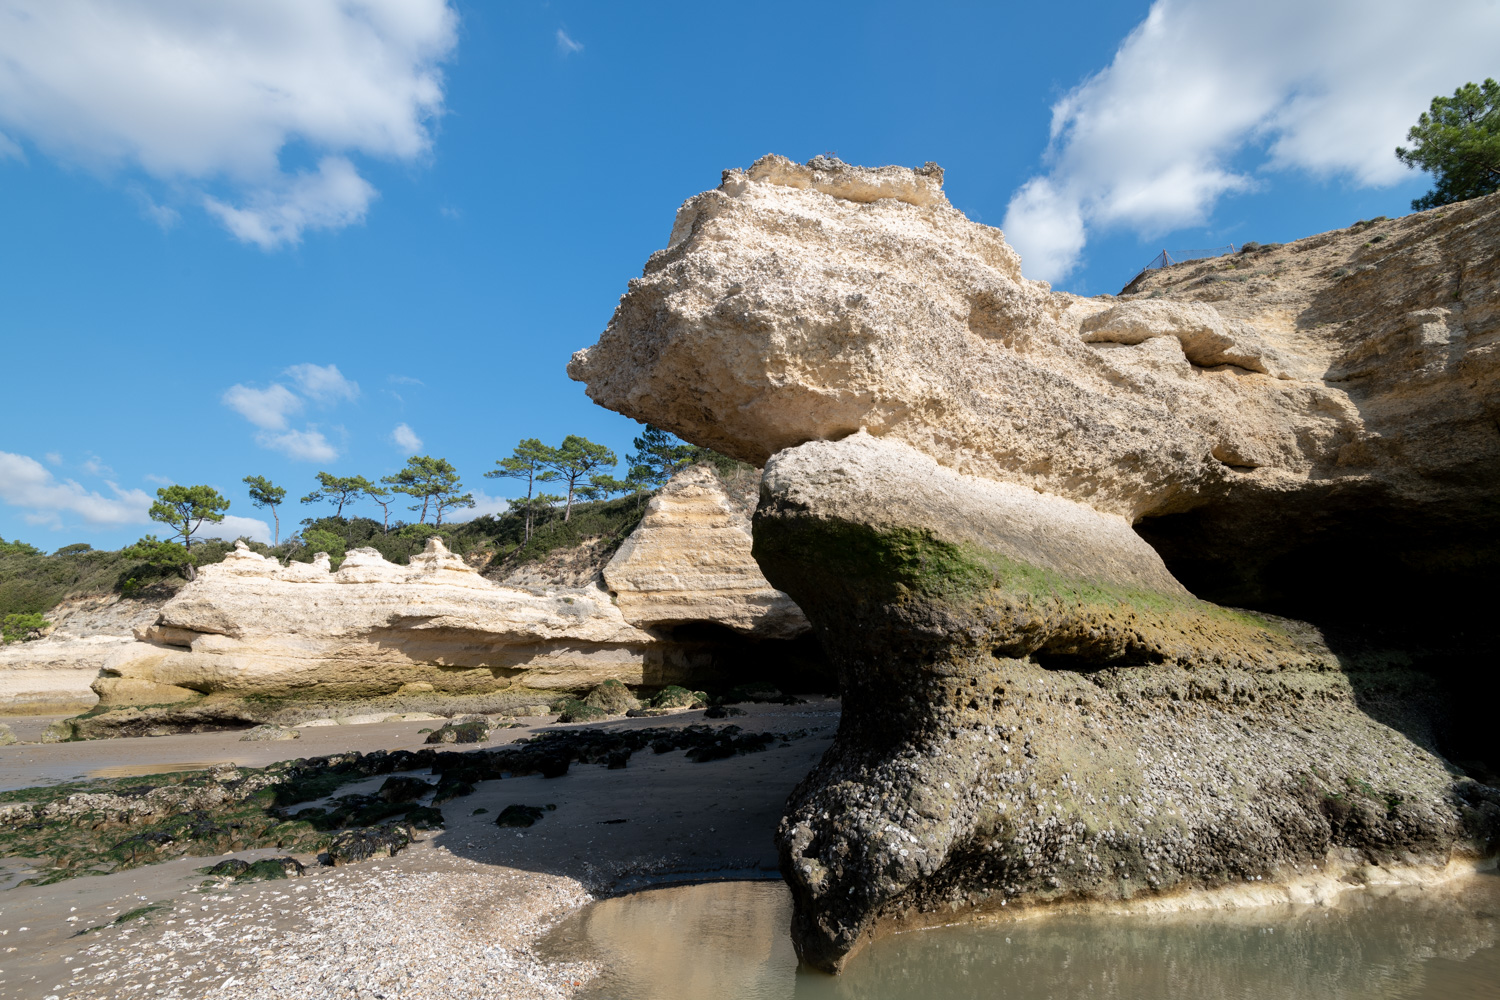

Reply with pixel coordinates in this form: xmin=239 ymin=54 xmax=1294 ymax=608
xmin=542 ymin=872 xmax=1500 ymax=999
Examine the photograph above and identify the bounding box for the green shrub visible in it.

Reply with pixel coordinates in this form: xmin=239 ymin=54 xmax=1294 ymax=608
xmin=1 ymin=612 xmax=49 ymax=643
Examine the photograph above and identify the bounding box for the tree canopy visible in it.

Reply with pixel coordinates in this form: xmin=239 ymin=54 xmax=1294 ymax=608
xmin=301 ymin=473 xmax=373 ymax=519
xmin=149 ymin=484 xmax=229 ymax=553
xmin=542 ymin=436 xmax=617 ymax=522
xmin=625 ymin=424 xmax=695 ymax=490
xmin=0 ymin=537 xmax=43 ymax=557
xmin=1396 ymin=78 xmax=1500 ymax=210
xmin=243 ymin=475 xmax=287 ymax=545
xmin=383 ymin=455 xmax=472 ymax=525
xmin=363 ymin=483 xmax=396 ymax=533
xmin=485 ymin=438 xmax=558 ymax=540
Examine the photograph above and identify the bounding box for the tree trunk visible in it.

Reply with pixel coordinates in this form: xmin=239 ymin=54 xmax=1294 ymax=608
xmin=272 ymin=508 xmax=280 ymax=546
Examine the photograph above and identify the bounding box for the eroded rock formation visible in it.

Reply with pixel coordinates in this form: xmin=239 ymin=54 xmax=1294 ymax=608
xmin=603 ymin=465 xmax=808 ymax=638
xmin=98 ymin=538 xmax=659 ymax=710
xmin=569 ymin=156 xmax=1500 ymax=969
xmin=71 ymin=470 xmax=814 ymax=726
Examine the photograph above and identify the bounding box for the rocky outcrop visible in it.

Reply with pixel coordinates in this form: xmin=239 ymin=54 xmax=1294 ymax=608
xmin=603 ymin=464 xmax=808 ymax=639
xmin=96 ymin=539 xmax=669 ymax=711
xmin=568 ymin=156 xmax=1500 ymax=970
xmin=755 ymin=434 xmax=1496 ymax=969
xmin=569 ymin=157 xmax=1500 ymax=618
xmin=0 ymin=595 xmax=169 ymax=714
xmin=71 ymin=468 xmax=816 ymax=725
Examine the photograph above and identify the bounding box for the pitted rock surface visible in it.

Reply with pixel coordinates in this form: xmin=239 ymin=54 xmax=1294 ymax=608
xmin=569 ymin=156 xmax=1500 ymax=970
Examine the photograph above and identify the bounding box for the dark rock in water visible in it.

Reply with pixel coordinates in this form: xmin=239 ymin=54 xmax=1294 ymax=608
xmin=323 ymin=825 xmax=413 ymax=866
xmin=378 ymin=776 xmax=432 ymax=803
xmin=495 ymin=804 xmax=548 ymax=828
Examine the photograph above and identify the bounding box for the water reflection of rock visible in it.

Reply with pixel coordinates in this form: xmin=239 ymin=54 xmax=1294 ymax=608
xmin=563 ymin=874 xmax=1500 ymax=1000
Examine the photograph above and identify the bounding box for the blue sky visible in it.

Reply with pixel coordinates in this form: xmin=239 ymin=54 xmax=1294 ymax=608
xmin=0 ymin=0 xmax=1492 ymax=550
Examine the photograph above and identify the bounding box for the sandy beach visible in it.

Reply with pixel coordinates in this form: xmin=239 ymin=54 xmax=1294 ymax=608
xmin=0 ymin=700 xmax=840 ymax=999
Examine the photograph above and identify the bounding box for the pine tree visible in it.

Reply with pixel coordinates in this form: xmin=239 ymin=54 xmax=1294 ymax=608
xmin=243 ymin=475 xmax=286 ymax=545
xmin=1396 ymin=78 xmax=1500 ymax=210
xmin=484 ymin=438 xmax=558 ymax=541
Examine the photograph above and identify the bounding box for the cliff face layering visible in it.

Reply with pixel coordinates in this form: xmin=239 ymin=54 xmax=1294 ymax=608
xmin=570 ymin=156 xmax=1500 ymax=970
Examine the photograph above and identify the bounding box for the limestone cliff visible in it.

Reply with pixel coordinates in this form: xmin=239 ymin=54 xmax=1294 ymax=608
xmin=98 ymin=539 xmax=660 ymax=711
xmin=0 ymin=594 xmax=169 ymax=715
xmin=569 ymin=156 xmax=1500 ymax=970
xmin=569 ymin=156 xmax=1500 ymax=621
xmin=603 ymin=465 xmax=807 ymax=639
xmin=64 ymin=467 xmax=813 ymax=729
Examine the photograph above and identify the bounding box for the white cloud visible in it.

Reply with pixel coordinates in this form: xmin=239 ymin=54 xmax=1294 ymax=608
xmin=204 ymin=156 xmax=378 ymax=249
xmin=144 ymin=473 xmax=174 ymax=486
xmin=1002 ymin=0 xmax=1500 ymax=283
xmin=222 ymin=383 xmax=303 ymax=430
xmin=80 ymin=454 xmax=114 ymax=477
xmin=556 ymin=28 xmax=584 ymax=54
xmin=44 ymin=451 xmax=61 ymax=466
xmin=449 ymin=489 xmax=509 ymax=522
xmin=198 ymin=514 xmax=272 ymax=545
xmin=256 ymin=428 xmax=339 ymax=462
xmin=391 ymin=423 xmax=423 ymax=451
xmin=388 ymin=375 xmax=424 ymax=386
xmin=0 ymin=451 xmax=151 ymax=527
xmin=0 ymin=1 xmax=458 ymax=247
xmin=285 ymin=363 xmax=360 ymax=404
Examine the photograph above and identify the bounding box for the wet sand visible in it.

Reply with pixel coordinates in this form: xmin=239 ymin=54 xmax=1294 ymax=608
xmin=0 ymin=700 xmax=841 ymax=999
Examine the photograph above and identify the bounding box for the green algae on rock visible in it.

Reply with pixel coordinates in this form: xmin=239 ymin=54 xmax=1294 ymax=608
xmin=756 ymin=434 xmax=1500 ymax=972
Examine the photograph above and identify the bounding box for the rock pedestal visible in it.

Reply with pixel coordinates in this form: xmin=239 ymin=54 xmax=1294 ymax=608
xmin=569 ymin=156 xmax=1500 ymax=971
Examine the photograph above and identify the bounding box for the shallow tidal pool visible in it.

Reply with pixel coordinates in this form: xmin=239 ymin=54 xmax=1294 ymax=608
xmin=544 ymin=872 xmax=1500 ymax=999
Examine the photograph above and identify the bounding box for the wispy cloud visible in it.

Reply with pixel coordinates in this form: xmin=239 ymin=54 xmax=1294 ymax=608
xmin=1001 ymin=0 xmax=1500 ymax=284
xmin=285 ymin=363 xmax=359 ymax=404
xmin=81 ymin=455 xmax=114 ymax=477
xmin=392 ymin=423 xmax=423 ymax=451
xmin=0 ymin=451 xmax=152 ymax=528
xmin=556 ymin=28 xmax=584 ymax=54
xmin=44 ymin=452 xmax=62 ymax=466
xmin=223 ymin=383 xmax=304 ymax=430
xmin=144 ymin=473 xmax=174 ymax=486
xmin=256 ymin=428 xmax=339 ymax=462
xmin=204 ymin=157 xmax=378 ymax=250
xmin=387 ymin=374 xmax=425 ymax=387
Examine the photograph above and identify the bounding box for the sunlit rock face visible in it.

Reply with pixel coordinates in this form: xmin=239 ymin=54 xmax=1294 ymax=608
xmin=603 ymin=464 xmax=808 ymax=639
xmin=569 ymin=157 xmax=1500 ymax=970
xmin=85 ymin=481 xmax=816 ymax=723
